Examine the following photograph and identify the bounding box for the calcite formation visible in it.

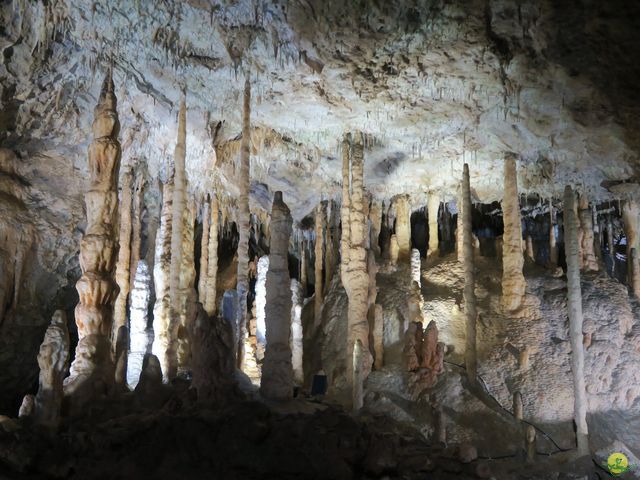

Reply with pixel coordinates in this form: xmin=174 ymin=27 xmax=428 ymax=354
xmin=198 ymin=199 xmax=211 ymax=305
xmin=314 ymin=203 xmax=324 ymax=328
xmin=176 ymin=200 xmax=197 ymax=374
xmin=114 ymin=325 xmax=128 ymax=391
xmin=290 ymin=279 xmax=304 ymax=385
xmin=563 ymin=186 xmax=590 ymax=455
xmin=427 ymin=193 xmax=440 ymax=258
xmin=549 ymin=201 xmax=558 ymax=266
xmin=578 ymin=194 xmax=598 ymax=271
xmin=260 ymin=192 xmax=294 ymax=400
xmin=622 ymin=200 xmax=640 ymax=298
xmin=394 ymin=195 xmax=411 ymax=263
xmin=501 ymin=154 xmax=526 ymax=312
xmin=462 ymin=164 xmax=477 ymax=381
xmin=204 ymin=194 xmax=219 ymax=316
xmin=64 ymin=70 xmax=121 ymax=404
xmin=113 ymin=165 xmax=133 ymax=341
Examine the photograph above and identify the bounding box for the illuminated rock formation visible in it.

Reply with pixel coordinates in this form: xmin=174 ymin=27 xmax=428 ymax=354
xmin=260 ymin=192 xmax=294 ymax=400
xmin=198 ymin=198 xmax=211 ymax=305
xmin=428 ymin=193 xmax=440 ymax=257
xmin=114 ymin=325 xmax=128 ymax=391
xmin=177 ymin=200 xmax=197 ymax=374
xmin=501 ymin=154 xmax=526 ymax=312
xmin=113 ymin=166 xmax=133 ymax=341
xmin=394 ymin=194 xmax=411 ymax=263
xmin=314 ymin=202 xmax=324 ymax=329
xmin=578 ymin=194 xmax=598 ymax=271
xmin=290 ymin=279 xmax=304 ymax=384
xmin=462 ymin=163 xmax=477 ymax=381
xmin=64 ymin=69 xmax=121 ymax=404
xmin=204 ymin=194 xmax=219 ymax=316
xmin=622 ymin=200 xmax=639 ymax=296
xmin=549 ymin=200 xmax=558 ymax=266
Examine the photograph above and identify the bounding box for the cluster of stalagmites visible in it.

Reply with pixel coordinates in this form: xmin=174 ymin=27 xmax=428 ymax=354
xmin=404 ymin=320 xmax=445 ymax=391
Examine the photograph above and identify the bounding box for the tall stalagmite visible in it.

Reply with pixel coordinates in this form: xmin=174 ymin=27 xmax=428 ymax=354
xmin=428 ymin=193 xmax=440 ymax=257
xmin=198 ymin=198 xmax=210 ymax=305
xmin=113 ymin=166 xmax=133 ymax=343
xmin=563 ymin=186 xmax=590 ymax=455
xmin=462 ymin=164 xmax=477 ymax=381
xmin=177 ymin=200 xmax=197 ymax=373
xmin=314 ymin=203 xmax=324 ymax=328
xmin=236 ymin=78 xmax=251 ymax=369
xmin=64 ymin=70 xmax=121 ymax=402
xmin=129 ymin=172 xmax=144 ymax=283
xmin=204 ymin=194 xmax=219 ymax=316
xmin=578 ymin=194 xmax=598 ymax=271
xmin=260 ymin=192 xmax=293 ymax=400
xmin=341 ymin=132 xmax=373 ymax=411
xmin=501 ymin=154 xmax=526 ymax=311
xmin=395 ymin=194 xmax=411 ymax=263
xmin=456 ymin=187 xmax=464 ymax=262
xmin=167 ymin=97 xmax=187 ymax=381
xmin=549 ymin=200 xmax=558 ymax=266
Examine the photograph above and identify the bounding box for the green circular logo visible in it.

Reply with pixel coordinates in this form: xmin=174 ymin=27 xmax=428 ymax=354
xmin=608 ymin=452 xmax=629 ymax=475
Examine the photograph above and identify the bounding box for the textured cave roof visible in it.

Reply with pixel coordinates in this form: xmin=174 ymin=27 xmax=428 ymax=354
xmin=2 ymin=0 xmax=640 ymax=220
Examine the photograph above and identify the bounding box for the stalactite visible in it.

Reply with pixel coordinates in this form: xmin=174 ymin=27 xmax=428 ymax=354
xmin=204 ymin=194 xmax=219 ymax=316
xmin=549 ymin=200 xmax=558 ymax=266
xmin=167 ymin=97 xmax=187 ymax=381
xmin=198 ymin=198 xmax=211 ymax=306
xmin=462 ymin=164 xmax=477 ymax=381
xmin=501 ymin=154 xmax=526 ymax=312
xmin=313 ymin=203 xmax=324 ymax=329
xmin=129 ymin=171 xmax=144 ymax=284
xmin=113 ymin=166 xmax=133 ymax=344
xmin=563 ymin=185 xmax=590 ymax=456
xmin=64 ymin=69 xmax=121 ymax=404
xmin=260 ymin=192 xmax=293 ymax=400
xmin=236 ymin=78 xmax=252 ymax=370
xmin=622 ymin=200 xmax=639 ymax=293
xmin=152 ymin=178 xmax=174 ymax=381
xmin=341 ymin=132 xmax=373 ymax=411
xmin=394 ymin=194 xmax=411 ymax=263
xmin=428 ymin=193 xmax=439 ymax=257
xmin=578 ymin=194 xmax=598 ymax=271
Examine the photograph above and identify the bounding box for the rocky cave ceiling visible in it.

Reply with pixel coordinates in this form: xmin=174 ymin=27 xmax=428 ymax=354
xmin=2 ymin=0 xmax=640 ymax=221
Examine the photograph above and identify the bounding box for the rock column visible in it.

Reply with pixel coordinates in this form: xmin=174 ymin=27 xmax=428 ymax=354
xmin=64 ymin=70 xmax=121 ymax=402
xmin=549 ymin=200 xmax=558 ymax=266
xmin=622 ymin=200 xmax=639 ymax=295
xmin=260 ymin=192 xmax=294 ymax=400
xmin=395 ymin=194 xmax=411 ymax=263
xmin=204 ymin=194 xmax=219 ymax=316
xmin=113 ymin=166 xmax=133 ymax=342
xmin=428 ymin=193 xmax=440 ymax=257
xmin=578 ymin=194 xmax=598 ymax=271
xmin=501 ymin=154 xmax=526 ymax=311
xmin=462 ymin=164 xmax=477 ymax=381
xmin=314 ymin=203 xmax=324 ymax=328
xmin=563 ymin=186 xmax=590 ymax=456
xmin=198 ymin=198 xmax=211 ymax=305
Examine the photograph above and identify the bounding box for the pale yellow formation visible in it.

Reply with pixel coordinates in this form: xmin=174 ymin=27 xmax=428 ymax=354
xmin=203 ymin=194 xmax=219 ymax=316
xmin=113 ymin=166 xmax=133 ymax=341
xmin=578 ymin=194 xmax=598 ymax=271
xmin=394 ymin=194 xmax=411 ymax=263
xmin=428 ymin=193 xmax=440 ymax=257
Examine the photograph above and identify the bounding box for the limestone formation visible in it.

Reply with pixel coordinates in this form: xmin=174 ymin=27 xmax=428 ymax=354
xmin=33 ymin=310 xmax=69 ymax=428
xmin=236 ymin=78 xmax=251 ymax=369
xmin=549 ymin=200 xmax=558 ymax=266
xmin=114 ymin=325 xmax=128 ymax=390
xmin=340 ymin=132 xmax=373 ymax=410
xmin=369 ymin=199 xmax=382 ymax=256
xmin=314 ymin=203 xmax=324 ymax=329
xmin=260 ymin=192 xmax=294 ymax=400
xmin=563 ymin=186 xmax=590 ymax=455
xmin=18 ymin=395 xmax=35 ymax=419
xmin=204 ymin=194 xmax=219 ymax=316
xmin=129 ymin=171 xmax=145 ymax=285
xmin=456 ymin=187 xmax=464 ymax=262
xmin=525 ymin=235 xmax=534 ymax=262
xmin=325 ymin=200 xmax=338 ymax=289
xmin=372 ymin=304 xmax=384 ymax=369
xmin=513 ymin=391 xmax=523 ymax=421
xmin=167 ymin=97 xmax=188 ymax=381
xmin=428 ymin=193 xmax=440 ymax=257
xmin=389 ymin=234 xmax=399 ymax=266
xmin=134 ymin=353 xmax=163 ymax=399
xmin=394 ymin=194 xmax=411 ymax=263
xmin=622 ymin=200 xmax=639 ymax=296
xmin=290 ymin=279 xmax=304 ymax=385
xmin=578 ymin=194 xmax=598 ymax=271
xmin=198 ymin=199 xmax=210 ymax=304
xmin=525 ymin=425 xmax=536 ymax=463
xmin=64 ymin=70 xmax=121 ymax=403
xmin=462 ymin=164 xmax=477 ymax=380
xmin=176 ymin=200 xmax=197 ymax=374
xmin=113 ymin=166 xmax=133 ymax=342
xmin=501 ymin=154 xmax=526 ymax=312
xmin=410 ymin=249 xmax=421 ymax=286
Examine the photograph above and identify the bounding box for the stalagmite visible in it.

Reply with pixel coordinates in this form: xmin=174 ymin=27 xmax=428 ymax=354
xmin=525 ymin=235 xmax=534 ymax=262
xmin=525 ymin=425 xmax=536 ymax=463
xmin=513 ymin=391 xmax=523 ymax=421
xmin=152 ymin=178 xmax=174 ymax=380
xmin=427 ymin=193 xmax=440 ymax=257
xmin=411 ymin=249 xmax=421 ymax=286
xmin=204 ymin=194 xmax=219 ymax=316
xmin=314 ymin=203 xmax=324 ymax=328
xmin=113 ymin=166 xmax=133 ymax=342
xmin=290 ymin=279 xmax=304 ymax=385
xmin=456 ymin=188 xmax=464 ymax=262
xmin=389 ymin=234 xmax=399 ymax=266
xmin=198 ymin=198 xmax=210 ymax=305
xmin=300 ymin=240 xmax=308 ymax=294
xmin=631 ymin=249 xmax=640 ymax=299
xmin=114 ymin=325 xmax=128 ymax=390
xmin=127 ymin=260 xmax=151 ymax=388
xmin=394 ymin=194 xmax=411 ymax=263
xmin=64 ymin=70 xmax=121 ymax=403
xmin=373 ymin=304 xmax=384 ymax=369
xmin=369 ymin=199 xmax=382 ymax=256
xmin=236 ymin=78 xmax=251 ymax=369
xmin=549 ymin=200 xmax=558 ymax=266
xmin=340 ymin=135 xmax=351 ymax=281
xmin=563 ymin=185 xmax=590 ymax=456
xmin=501 ymin=154 xmax=526 ymax=312
xmin=341 ymin=132 xmax=373 ymax=411
xmin=325 ymin=200 xmax=338 ymax=289
xmin=177 ymin=200 xmax=197 ymax=374
xmin=260 ymin=192 xmax=293 ymax=400
xmin=578 ymin=194 xmax=598 ymax=271
xmin=129 ymin=172 xmax=144 ymax=284
xmin=622 ymin=200 xmax=639 ymax=294
xmin=462 ymin=164 xmax=477 ymax=381
xmin=32 ymin=310 xmax=69 ymax=428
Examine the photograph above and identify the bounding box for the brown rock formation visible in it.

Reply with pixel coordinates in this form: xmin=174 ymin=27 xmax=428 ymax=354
xmin=198 ymin=198 xmax=211 ymax=305
xmin=394 ymin=194 xmax=411 ymax=263
xmin=462 ymin=164 xmax=477 ymax=381
xmin=113 ymin=166 xmax=133 ymax=342
xmin=549 ymin=200 xmax=558 ymax=266
xmin=204 ymin=194 xmax=219 ymax=316
xmin=622 ymin=200 xmax=639 ymax=295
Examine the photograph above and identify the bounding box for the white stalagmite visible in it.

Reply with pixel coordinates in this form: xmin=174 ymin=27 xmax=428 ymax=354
xmin=314 ymin=203 xmax=324 ymax=328
xmin=113 ymin=166 xmax=133 ymax=343
xmin=462 ymin=164 xmax=477 ymax=381
xmin=204 ymin=194 xmax=219 ymax=316
xmin=152 ymin=178 xmax=173 ymax=381
xmin=260 ymin=192 xmax=293 ymax=400
xmin=64 ymin=69 xmax=120 ymax=404
xmin=129 ymin=172 xmax=144 ymax=285
xmin=501 ymin=154 xmax=526 ymax=311
xmin=341 ymin=132 xmax=373 ymax=411
xmin=428 ymin=193 xmax=440 ymax=257
xmin=456 ymin=187 xmax=464 ymax=262
xmin=395 ymin=194 xmax=411 ymax=263
xmin=127 ymin=260 xmax=151 ymax=389
xmin=255 ymin=255 xmax=269 ymax=346
xmin=290 ymin=279 xmax=304 ymax=385
xmin=167 ymin=97 xmax=187 ymax=380
xmin=563 ymin=185 xmax=590 ymax=456
xmin=236 ymin=78 xmax=251 ymax=369
xmin=578 ymin=194 xmax=598 ymax=271
xmin=411 ymin=248 xmax=421 ymax=286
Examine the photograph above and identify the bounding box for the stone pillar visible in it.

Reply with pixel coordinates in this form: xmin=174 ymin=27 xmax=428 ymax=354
xmin=314 ymin=203 xmax=324 ymax=328
xmin=236 ymin=78 xmax=251 ymax=369
xmin=456 ymin=187 xmax=464 ymax=262
xmin=525 ymin=235 xmax=535 ymax=262
xmin=152 ymin=178 xmax=173 ymax=380
xmin=410 ymin=249 xmax=421 ymax=286
xmin=129 ymin=172 xmax=144 ymax=284
xmin=260 ymin=192 xmax=294 ymax=400
xmin=341 ymin=132 xmax=373 ymax=411
xmin=549 ymin=200 xmax=558 ymax=266
xmin=64 ymin=70 xmax=120 ymax=402
xmin=177 ymin=200 xmax=197 ymax=374
xmin=32 ymin=310 xmax=69 ymax=428
xmin=622 ymin=200 xmax=639 ymax=293
xmin=114 ymin=325 xmax=128 ymax=390
xmin=372 ymin=304 xmax=384 ymax=369
xmin=563 ymin=186 xmax=589 ymax=456
xmin=462 ymin=164 xmax=477 ymax=381
xmin=428 ymin=193 xmax=440 ymax=258
xmin=113 ymin=166 xmax=133 ymax=343
xmin=578 ymin=194 xmax=598 ymax=271
xmin=325 ymin=200 xmax=337 ymax=289
xmin=300 ymin=239 xmax=308 ymax=295
xmin=501 ymin=154 xmax=526 ymax=312
xmin=369 ymin=199 xmax=382 ymax=256
xmin=291 ymin=279 xmax=304 ymax=385
xmin=395 ymin=194 xmax=411 ymax=263
xmin=198 ymin=198 xmax=210 ymax=305
xmin=204 ymin=194 xmax=219 ymax=316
